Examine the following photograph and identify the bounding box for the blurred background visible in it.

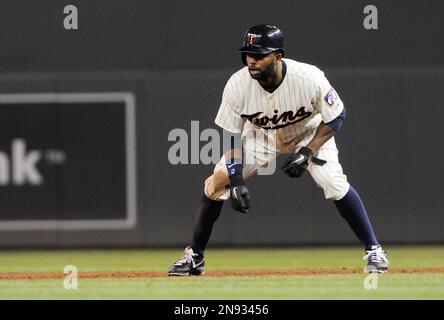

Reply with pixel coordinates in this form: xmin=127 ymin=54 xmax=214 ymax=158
xmin=0 ymin=0 xmax=442 ymax=248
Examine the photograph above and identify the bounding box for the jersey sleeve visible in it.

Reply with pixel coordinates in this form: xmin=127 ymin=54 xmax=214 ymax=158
xmin=214 ymin=76 xmax=244 ymax=133
xmin=311 ymin=70 xmax=344 ymax=123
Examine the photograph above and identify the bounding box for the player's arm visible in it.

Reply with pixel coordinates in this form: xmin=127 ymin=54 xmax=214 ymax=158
xmin=302 ymin=71 xmax=346 ymax=158
xmin=283 ymin=108 xmax=345 ymax=177
xmin=305 ymin=106 xmax=346 ymax=153
xmin=281 ymin=110 xmax=346 ymax=178
xmin=305 ymin=122 xmax=335 ymax=154
xmin=282 ymin=70 xmax=345 ymax=178
xmin=223 ymin=130 xmax=243 ymax=173
xmin=222 ymin=130 xmax=250 ymax=213
xmin=215 ymin=77 xmax=250 ymax=212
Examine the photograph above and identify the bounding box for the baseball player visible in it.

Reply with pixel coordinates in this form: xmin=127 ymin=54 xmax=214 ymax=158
xmin=168 ymin=24 xmax=389 ymax=276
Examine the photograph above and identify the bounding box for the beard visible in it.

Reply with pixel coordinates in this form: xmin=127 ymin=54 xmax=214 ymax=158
xmin=248 ymin=58 xmax=275 ymax=82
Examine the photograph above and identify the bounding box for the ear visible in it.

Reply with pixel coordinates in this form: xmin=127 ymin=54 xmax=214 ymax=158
xmin=275 ymin=52 xmax=282 ymax=63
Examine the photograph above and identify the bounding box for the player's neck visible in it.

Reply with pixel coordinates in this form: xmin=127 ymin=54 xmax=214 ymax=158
xmin=258 ymin=61 xmax=284 ymax=92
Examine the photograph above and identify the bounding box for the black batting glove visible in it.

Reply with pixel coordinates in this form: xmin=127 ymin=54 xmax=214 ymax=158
xmin=228 ymin=174 xmax=251 ymax=214
xmin=281 ymin=147 xmax=313 ymax=178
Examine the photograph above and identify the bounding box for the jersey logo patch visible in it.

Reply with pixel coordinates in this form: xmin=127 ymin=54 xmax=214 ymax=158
xmin=324 ymin=87 xmax=338 ymax=107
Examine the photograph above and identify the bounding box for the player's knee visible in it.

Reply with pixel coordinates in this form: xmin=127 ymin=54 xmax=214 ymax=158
xmin=310 ymin=166 xmax=349 ymax=201
xmin=319 ymin=172 xmax=349 ymax=200
xmin=325 ymin=181 xmax=350 ymax=201
xmin=204 ymin=169 xmax=229 ymax=200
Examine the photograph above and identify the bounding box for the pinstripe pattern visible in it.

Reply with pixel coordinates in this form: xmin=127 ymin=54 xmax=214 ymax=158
xmin=209 ymin=58 xmax=349 ymax=201
xmin=215 ymin=58 xmax=344 ymax=139
xmin=210 ymin=135 xmax=349 ymax=201
xmin=307 ymin=138 xmax=350 ymax=200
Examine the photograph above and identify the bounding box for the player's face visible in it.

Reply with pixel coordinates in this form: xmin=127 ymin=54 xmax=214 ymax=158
xmin=246 ymin=53 xmax=277 ymax=81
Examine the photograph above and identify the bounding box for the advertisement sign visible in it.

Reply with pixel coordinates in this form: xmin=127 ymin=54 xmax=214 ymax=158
xmin=0 ymin=93 xmax=136 ymax=230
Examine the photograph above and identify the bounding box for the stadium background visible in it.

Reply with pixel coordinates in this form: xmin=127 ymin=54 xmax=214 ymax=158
xmin=0 ymin=0 xmax=442 ymax=248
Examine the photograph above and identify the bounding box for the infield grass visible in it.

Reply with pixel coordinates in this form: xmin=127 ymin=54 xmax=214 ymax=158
xmin=0 ymin=246 xmax=443 ymax=299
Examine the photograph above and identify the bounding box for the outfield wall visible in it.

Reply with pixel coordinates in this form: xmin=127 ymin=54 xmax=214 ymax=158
xmin=0 ymin=67 xmax=442 ymax=247
xmin=0 ymin=0 xmax=442 ymax=247
xmin=1 ymin=0 xmax=442 ymax=71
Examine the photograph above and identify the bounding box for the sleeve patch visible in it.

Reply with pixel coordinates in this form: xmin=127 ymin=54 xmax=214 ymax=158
xmin=324 ymin=87 xmax=338 ymax=107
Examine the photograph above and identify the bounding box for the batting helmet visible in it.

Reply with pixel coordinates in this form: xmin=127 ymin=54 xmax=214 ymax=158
xmin=238 ymin=24 xmax=285 ymax=65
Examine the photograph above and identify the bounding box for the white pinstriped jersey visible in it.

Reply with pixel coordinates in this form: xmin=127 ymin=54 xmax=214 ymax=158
xmin=215 ymin=58 xmax=344 ymax=145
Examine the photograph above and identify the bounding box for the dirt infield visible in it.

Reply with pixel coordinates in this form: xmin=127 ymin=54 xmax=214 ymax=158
xmin=0 ymin=267 xmax=443 ymax=280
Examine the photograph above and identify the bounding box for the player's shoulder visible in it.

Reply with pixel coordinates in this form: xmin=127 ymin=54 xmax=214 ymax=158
xmin=284 ymin=58 xmax=326 ymax=83
xmin=227 ymin=66 xmax=251 ymax=84
xmin=223 ymin=67 xmax=252 ymax=96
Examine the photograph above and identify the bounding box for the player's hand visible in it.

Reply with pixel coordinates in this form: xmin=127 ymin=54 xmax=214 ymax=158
xmin=228 ymin=174 xmax=251 ymax=213
xmin=281 ymin=147 xmax=313 ymax=178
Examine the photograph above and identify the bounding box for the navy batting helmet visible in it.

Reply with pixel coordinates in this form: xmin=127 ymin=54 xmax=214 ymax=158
xmin=238 ymin=24 xmax=285 ymax=65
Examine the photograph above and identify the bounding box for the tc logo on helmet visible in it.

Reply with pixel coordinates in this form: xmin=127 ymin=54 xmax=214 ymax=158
xmin=246 ymin=33 xmax=258 ymax=45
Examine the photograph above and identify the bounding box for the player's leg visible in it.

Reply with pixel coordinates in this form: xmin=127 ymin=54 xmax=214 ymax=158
xmin=168 ymin=131 xmax=277 ymax=276
xmin=168 ymin=163 xmax=256 ymax=276
xmin=190 ymin=168 xmax=229 ymax=256
xmin=307 ymin=137 xmax=389 ymax=272
xmin=190 ymin=135 xmax=278 ymax=254
xmin=167 ymin=168 xmax=227 ymax=276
